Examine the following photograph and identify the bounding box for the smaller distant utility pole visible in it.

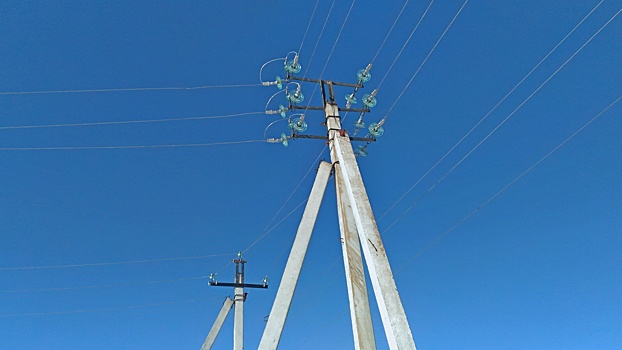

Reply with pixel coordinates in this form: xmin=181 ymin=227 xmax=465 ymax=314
xmin=200 ymin=252 xmax=268 ymax=350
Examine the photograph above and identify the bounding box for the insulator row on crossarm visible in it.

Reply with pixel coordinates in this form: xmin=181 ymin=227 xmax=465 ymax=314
xmin=345 ymin=64 xmax=373 ymax=109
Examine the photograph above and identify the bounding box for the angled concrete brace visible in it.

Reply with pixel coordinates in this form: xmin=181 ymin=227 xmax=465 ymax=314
xmin=258 ymin=161 xmax=333 ymax=350
xmin=201 ymin=296 xmax=234 ymax=350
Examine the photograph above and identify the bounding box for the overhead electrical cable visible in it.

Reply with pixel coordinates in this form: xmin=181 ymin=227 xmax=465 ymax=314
xmin=0 ymin=83 xmax=263 ymax=96
xmin=395 ymin=93 xmax=622 ymax=269
xmin=243 ymin=198 xmax=308 ymax=254
xmin=380 ymin=3 xmax=622 ymax=233
xmin=238 ymin=1 xmax=353 ymax=267
xmin=0 ymin=253 xmax=234 ymax=270
xmin=301 ymin=0 xmax=357 ymax=111
xmin=214 ymin=198 xmax=308 ymax=276
xmin=300 ymin=0 xmax=338 ymax=80
xmin=213 ymin=148 xmax=326 ymax=276
xmin=382 ymin=0 xmax=469 ymax=120
xmin=343 ymin=0 xmax=430 ymax=124
xmin=0 ymin=111 xmax=265 ymax=131
xmin=0 ymin=275 xmax=210 ymax=293
xmin=375 ymin=0 xmax=436 ymax=90
xmin=378 ymin=0 xmax=606 ymax=221
xmin=242 ymin=146 xmax=327 ymax=255
xmin=297 ymin=0 xmax=322 ymax=57
xmin=0 ymin=139 xmax=267 ymax=151
xmin=212 ymin=149 xmax=325 ymax=275
xmin=370 ymin=0 xmax=412 ymax=64
xmin=0 ymin=298 xmax=203 ymax=318
xmin=213 ymin=1 xmax=340 ymax=276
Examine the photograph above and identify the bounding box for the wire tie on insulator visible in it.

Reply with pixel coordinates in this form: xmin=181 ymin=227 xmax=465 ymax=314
xmin=362 ymin=88 xmax=378 ymax=108
xmin=356 ymin=145 xmax=369 ymax=157
xmin=354 ymin=115 xmax=365 ymax=129
xmin=285 ymin=53 xmax=302 ymax=74
xmin=345 ymin=93 xmax=357 ymax=108
xmin=287 ymin=85 xmax=304 ymax=104
xmin=261 ymin=75 xmax=284 ymax=90
xmin=293 ymin=54 xmax=299 ymax=68
xmin=267 ymin=133 xmax=289 ymax=147
xmin=368 ymin=119 xmax=385 ymax=137
xmin=357 ymin=63 xmax=373 ymax=84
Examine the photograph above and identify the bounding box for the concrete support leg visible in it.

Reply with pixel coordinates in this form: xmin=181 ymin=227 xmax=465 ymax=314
xmin=335 ymin=163 xmax=377 ymax=350
xmin=326 ymin=102 xmax=416 ymax=350
xmin=201 ymin=296 xmax=234 ymax=350
xmin=258 ymin=161 xmax=333 ymax=350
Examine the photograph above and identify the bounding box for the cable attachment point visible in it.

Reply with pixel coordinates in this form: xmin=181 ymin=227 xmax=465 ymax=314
xmin=285 ymin=54 xmax=301 ymax=74
xmin=362 ymin=88 xmax=378 ymax=108
xmin=368 ymin=121 xmax=384 ymax=137
xmin=345 ymin=93 xmax=357 ymax=108
xmin=357 ymin=63 xmax=373 ymax=83
xmin=267 ymin=132 xmax=290 ymax=147
xmin=287 ymin=86 xmax=304 ymax=104
xmin=355 ymin=145 xmax=369 ymax=157
xmin=354 ymin=116 xmax=365 ymax=129
xmin=265 ymin=104 xmax=289 ymax=118
xmin=288 ymin=116 xmax=308 ymax=132
xmin=262 ymin=75 xmax=284 ymax=89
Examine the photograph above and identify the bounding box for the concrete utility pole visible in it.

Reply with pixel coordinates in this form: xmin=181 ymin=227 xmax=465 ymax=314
xmin=259 ymin=59 xmax=417 ymax=350
xmin=204 ymin=253 xmax=268 ymax=350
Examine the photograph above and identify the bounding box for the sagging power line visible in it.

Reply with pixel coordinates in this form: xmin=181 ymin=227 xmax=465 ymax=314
xmin=0 ymin=83 xmax=262 ymax=96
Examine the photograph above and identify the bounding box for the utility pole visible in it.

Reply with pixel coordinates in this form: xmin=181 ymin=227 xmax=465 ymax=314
xmin=259 ymin=55 xmax=417 ymax=350
xmin=202 ymin=252 xmax=268 ymax=350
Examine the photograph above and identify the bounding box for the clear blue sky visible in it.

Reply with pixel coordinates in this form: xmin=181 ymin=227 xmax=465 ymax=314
xmin=1 ymin=1 xmax=621 ymax=349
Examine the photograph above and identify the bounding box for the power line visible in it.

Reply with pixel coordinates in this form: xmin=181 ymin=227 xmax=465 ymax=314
xmin=0 ymin=111 xmax=265 ymax=131
xmin=243 ymin=146 xmax=326 ymax=254
xmin=212 ymin=148 xmax=325 ymax=276
xmin=378 ymin=0 xmax=606 ymax=221
xmin=301 ymin=0 xmax=357 ymax=111
xmin=375 ymin=0 xmax=436 ymax=90
xmin=396 ymin=93 xmax=622 ymax=270
xmin=0 ymin=275 xmax=210 ymax=293
xmin=0 ymin=253 xmax=234 ymax=270
xmin=243 ymin=198 xmax=308 ymax=255
xmin=297 ymin=0 xmax=321 ymax=57
xmin=0 ymin=139 xmax=267 ymax=151
xmin=0 ymin=83 xmax=263 ymax=96
xmin=300 ymin=0 xmax=338 ymax=80
xmin=213 ymin=148 xmax=326 ymax=276
xmin=381 ymin=3 xmax=622 ymax=231
xmin=383 ymin=0 xmax=469 ymax=120
xmin=0 ymin=298 xmax=203 ymax=318
xmin=370 ymin=0 xmax=412 ymax=64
